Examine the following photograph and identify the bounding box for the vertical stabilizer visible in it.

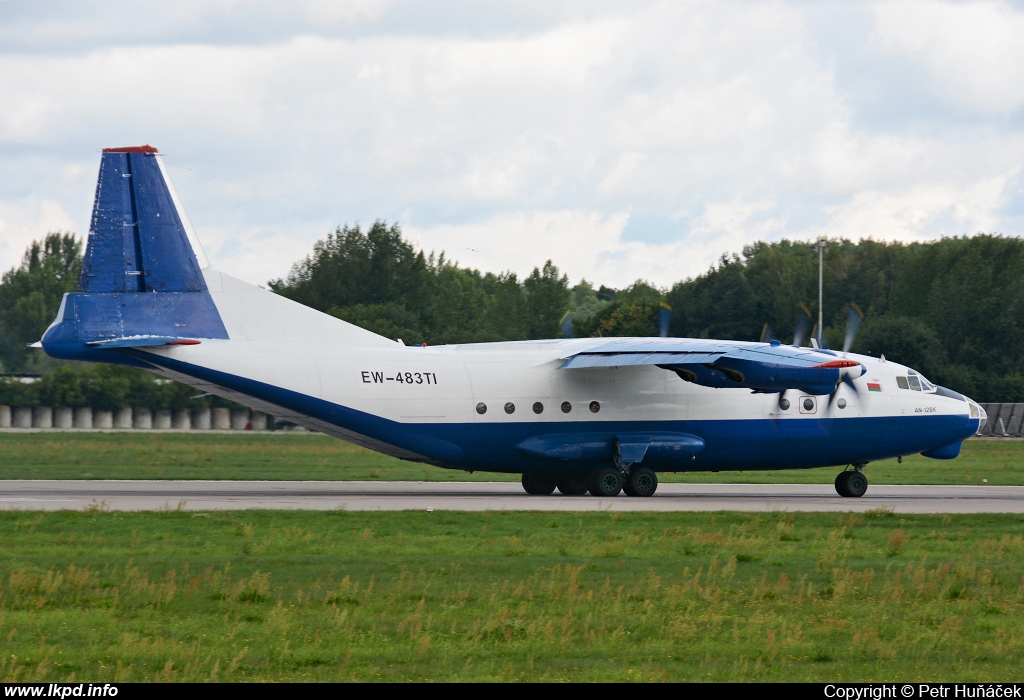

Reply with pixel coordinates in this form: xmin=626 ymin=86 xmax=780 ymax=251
xmin=82 ymin=145 xmax=207 ymax=293
xmin=42 ymin=145 xmax=229 ymax=361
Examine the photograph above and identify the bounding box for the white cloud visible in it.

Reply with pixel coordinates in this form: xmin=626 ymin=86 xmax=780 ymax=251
xmin=818 ymin=174 xmax=1014 ymax=242
xmin=0 ymin=1 xmax=1022 ymax=289
xmin=871 ymin=0 xmax=1024 ymax=116
xmin=0 ymin=198 xmax=77 ymax=272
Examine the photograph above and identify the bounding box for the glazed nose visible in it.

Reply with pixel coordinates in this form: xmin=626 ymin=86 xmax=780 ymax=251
xmin=967 ymin=399 xmax=987 ymax=433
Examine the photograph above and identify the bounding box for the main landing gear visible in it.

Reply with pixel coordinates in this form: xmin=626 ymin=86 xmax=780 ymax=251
xmin=521 ymin=467 xmax=659 ymax=497
xmin=835 ymin=466 xmax=868 ymax=498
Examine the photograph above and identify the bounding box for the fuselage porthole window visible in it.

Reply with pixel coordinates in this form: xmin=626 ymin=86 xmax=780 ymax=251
xmin=589 ymin=401 xmax=601 ymax=413
xmin=504 ymin=402 xmax=516 ymax=414
xmin=476 ymin=402 xmax=487 ymax=415
xmin=779 ymin=398 xmax=790 ymax=410
xmin=561 ymin=401 xmax=572 ymax=413
xmin=533 ymin=402 xmax=544 ymax=414
xmin=908 ymin=376 xmax=922 ymax=391
xmin=896 ymin=376 xmax=909 ymax=390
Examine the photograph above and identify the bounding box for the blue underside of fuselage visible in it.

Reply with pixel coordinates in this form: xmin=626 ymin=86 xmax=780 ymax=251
xmin=106 ymin=348 xmax=979 ymax=474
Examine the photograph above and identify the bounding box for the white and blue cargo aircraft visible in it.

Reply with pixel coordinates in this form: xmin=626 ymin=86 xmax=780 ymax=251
xmin=39 ymin=146 xmax=986 ymax=498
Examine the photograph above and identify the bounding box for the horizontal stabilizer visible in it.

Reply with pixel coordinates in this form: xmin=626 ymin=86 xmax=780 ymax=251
xmin=86 ymin=337 xmax=202 ymax=348
xmin=42 ymin=287 xmax=227 ymax=362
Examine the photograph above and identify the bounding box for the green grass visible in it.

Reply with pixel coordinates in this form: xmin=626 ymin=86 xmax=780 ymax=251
xmin=0 ymin=432 xmax=1020 ymax=484
xmin=1 ymin=509 xmax=1023 ymax=681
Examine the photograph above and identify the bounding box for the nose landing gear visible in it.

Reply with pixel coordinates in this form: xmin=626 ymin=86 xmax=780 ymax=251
xmin=835 ymin=466 xmax=868 ymax=498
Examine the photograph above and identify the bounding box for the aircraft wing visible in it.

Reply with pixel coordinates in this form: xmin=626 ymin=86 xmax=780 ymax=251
xmin=559 ymin=339 xmax=864 ymax=395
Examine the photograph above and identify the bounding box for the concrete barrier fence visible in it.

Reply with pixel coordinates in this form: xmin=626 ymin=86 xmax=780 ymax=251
xmin=13 ymin=407 xmax=31 ymax=428
xmin=32 ymin=406 xmax=52 ymax=429
xmin=114 ymin=407 xmax=133 ymax=428
xmin=977 ymin=404 xmax=1024 ymax=437
xmin=54 ymin=407 xmax=73 ymax=428
xmin=153 ymin=410 xmax=172 ymax=430
xmin=172 ymin=409 xmax=191 ymax=430
xmin=0 ymin=405 xmax=10 ymax=428
xmin=212 ymin=407 xmax=231 ymax=430
xmin=94 ymin=410 xmax=113 ymax=429
xmin=230 ymin=408 xmax=249 ymax=430
xmin=132 ymin=408 xmax=152 ymax=430
xmin=192 ymin=408 xmax=211 ymax=430
xmin=73 ymin=407 xmax=93 ymax=429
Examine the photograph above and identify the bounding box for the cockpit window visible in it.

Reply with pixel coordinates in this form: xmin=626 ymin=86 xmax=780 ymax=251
xmin=897 ymin=373 xmax=936 ymax=392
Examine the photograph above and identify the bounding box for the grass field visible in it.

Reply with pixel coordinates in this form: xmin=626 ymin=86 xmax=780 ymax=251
xmin=1 ymin=509 xmax=1023 ymax=681
xmin=0 ymin=432 xmax=1020 ymax=485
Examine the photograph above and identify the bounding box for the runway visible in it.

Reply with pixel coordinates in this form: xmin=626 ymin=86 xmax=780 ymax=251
xmin=1 ymin=480 xmax=1023 ymax=513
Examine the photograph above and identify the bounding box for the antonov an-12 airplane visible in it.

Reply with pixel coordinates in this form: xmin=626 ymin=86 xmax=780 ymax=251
xmin=38 ymin=146 xmax=987 ymax=498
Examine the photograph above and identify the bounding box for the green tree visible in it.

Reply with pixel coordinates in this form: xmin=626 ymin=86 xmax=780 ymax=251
xmin=269 ymin=221 xmax=430 ymax=315
xmin=328 ymin=303 xmax=425 ymax=344
xmin=574 ymin=281 xmax=663 ymax=337
xmin=0 ymin=233 xmax=82 ymax=371
xmin=37 ymin=366 xmax=88 ymax=407
xmin=524 ymin=261 xmax=571 ymax=339
xmin=666 ymin=256 xmax=761 ymax=340
xmin=853 ymin=316 xmax=949 ymax=381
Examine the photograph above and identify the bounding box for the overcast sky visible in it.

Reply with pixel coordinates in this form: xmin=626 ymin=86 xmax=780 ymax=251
xmin=1 ymin=0 xmax=1023 ymax=289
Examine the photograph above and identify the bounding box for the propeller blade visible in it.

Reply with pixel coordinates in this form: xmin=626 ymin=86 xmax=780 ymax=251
xmin=759 ymin=323 xmax=776 ymax=343
xmin=827 ymin=364 xmax=865 ymax=415
xmin=842 ymin=371 xmax=861 ymax=396
xmin=560 ymin=310 xmax=573 ymax=339
xmin=658 ymin=302 xmax=671 ymax=338
xmin=843 ymin=302 xmax=864 ymax=354
xmin=792 ymin=303 xmax=812 ymax=346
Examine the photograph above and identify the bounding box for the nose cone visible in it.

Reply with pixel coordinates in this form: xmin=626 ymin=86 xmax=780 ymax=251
xmin=956 ymin=392 xmax=986 ymax=434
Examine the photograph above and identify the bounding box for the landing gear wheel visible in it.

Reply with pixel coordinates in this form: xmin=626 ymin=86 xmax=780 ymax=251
xmin=588 ymin=467 xmax=622 ymax=497
xmin=846 ymin=471 xmax=868 ymax=497
xmin=623 ymin=467 xmax=658 ymax=497
xmin=835 ymin=471 xmax=868 ymax=498
xmin=834 ymin=472 xmax=850 ymax=497
xmin=521 ymin=472 xmax=556 ymax=495
xmin=556 ymin=472 xmax=589 ymax=495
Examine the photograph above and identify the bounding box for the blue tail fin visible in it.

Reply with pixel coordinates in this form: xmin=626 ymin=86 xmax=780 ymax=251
xmin=82 ymin=145 xmax=208 ymax=293
xmin=41 ymin=146 xmax=228 ymax=363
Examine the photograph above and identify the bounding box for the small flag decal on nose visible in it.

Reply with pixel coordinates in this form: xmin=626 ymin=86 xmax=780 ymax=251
xmin=867 ymin=383 xmax=882 ymax=392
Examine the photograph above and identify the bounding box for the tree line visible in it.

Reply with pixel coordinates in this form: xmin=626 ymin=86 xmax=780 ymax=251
xmin=2 ymin=225 xmax=1023 ymax=403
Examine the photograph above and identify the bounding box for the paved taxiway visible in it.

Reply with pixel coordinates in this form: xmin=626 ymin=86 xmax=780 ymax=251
xmin=1 ymin=481 xmax=1022 ymax=513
